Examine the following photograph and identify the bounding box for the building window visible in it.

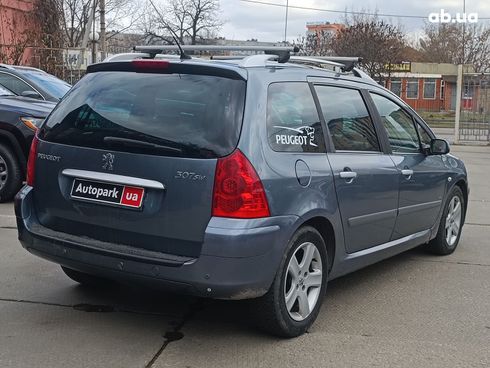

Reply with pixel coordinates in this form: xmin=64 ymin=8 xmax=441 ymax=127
xmin=406 ymin=80 xmax=419 ymax=99
xmin=390 ymin=79 xmax=401 ymax=97
xmin=440 ymin=80 xmax=445 ymax=100
xmin=423 ymin=79 xmax=436 ymax=99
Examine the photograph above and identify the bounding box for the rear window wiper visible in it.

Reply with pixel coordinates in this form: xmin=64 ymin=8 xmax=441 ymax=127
xmin=103 ymin=136 xmax=183 ymax=154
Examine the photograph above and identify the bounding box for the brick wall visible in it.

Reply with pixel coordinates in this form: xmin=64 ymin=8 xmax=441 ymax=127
xmin=0 ymin=0 xmax=37 ymax=64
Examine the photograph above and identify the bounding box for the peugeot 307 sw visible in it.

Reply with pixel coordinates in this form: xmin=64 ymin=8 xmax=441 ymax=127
xmin=15 ymin=47 xmax=468 ymax=337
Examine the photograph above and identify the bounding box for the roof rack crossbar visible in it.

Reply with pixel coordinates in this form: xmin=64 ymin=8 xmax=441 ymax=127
xmin=133 ymin=45 xmax=300 ymax=54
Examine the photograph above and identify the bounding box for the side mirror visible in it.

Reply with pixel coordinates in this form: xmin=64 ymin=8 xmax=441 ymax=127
xmin=21 ymin=90 xmax=42 ymax=100
xmin=430 ymin=138 xmax=450 ymax=155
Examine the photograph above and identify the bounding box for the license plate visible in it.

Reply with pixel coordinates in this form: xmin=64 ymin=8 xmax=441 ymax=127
xmin=70 ymin=178 xmax=145 ymax=209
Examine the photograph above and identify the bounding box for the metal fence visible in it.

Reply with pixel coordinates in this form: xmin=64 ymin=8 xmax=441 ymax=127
xmin=458 ymin=74 xmax=490 ymax=143
xmin=28 ymin=47 xmax=86 ymax=85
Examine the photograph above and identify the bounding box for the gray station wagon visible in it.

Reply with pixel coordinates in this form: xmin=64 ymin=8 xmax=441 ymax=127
xmin=15 ymin=46 xmax=468 ymax=337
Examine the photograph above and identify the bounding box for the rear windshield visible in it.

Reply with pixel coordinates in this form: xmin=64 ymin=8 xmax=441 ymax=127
xmin=39 ymin=72 xmax=246 ymax=158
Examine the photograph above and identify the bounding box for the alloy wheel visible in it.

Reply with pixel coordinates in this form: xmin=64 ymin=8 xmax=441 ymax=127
xmin=445 ymin=196 xmax=462 ymax=246
xmin=284 ymin=242 xmax=323 ymax=321
xmin=0 ymin=155 xmax=7 ymax=191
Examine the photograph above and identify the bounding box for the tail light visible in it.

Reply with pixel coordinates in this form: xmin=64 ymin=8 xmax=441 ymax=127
xmin=26 ymin=135 xmax=39 ymax=186
xmin=213 ymin=150 xmax=270 ymax=219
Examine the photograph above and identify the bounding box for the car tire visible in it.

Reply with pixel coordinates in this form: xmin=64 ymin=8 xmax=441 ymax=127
xmin=427 ymin=186 xmax=465 ymax=255
xmin=0 ymin=143 xmax=22 ymax=203
xmin=61 ymin=266 xmax=112 ymax=288
xmin=250 ymin=226 xmax=328 ymax=338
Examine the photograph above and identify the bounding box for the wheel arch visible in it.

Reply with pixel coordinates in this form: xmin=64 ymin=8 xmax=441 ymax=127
xmin=0 ymin=130 xmax=26 ymax=176
xmin=454 ymin=179 xmax=468 ymax=220
xmin=299 ymin=216 xmax=336 ymax=272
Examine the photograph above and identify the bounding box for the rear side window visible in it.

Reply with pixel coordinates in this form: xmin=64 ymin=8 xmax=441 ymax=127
xmin=40 ymin=72 xmax=246 ymax=158
xmin=315 ymin=85 xmax=380 ymax=152
xmin=267 ymin=82 xmax=326 ymax=153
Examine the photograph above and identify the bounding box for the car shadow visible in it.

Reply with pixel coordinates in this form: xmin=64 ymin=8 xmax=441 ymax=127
xmin=64 ymin=246 xmax=429 ymax=339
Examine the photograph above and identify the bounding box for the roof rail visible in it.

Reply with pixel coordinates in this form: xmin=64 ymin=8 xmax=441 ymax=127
xmin=104 ymin=52 xmax=182 ymax=62
xmin=0 ymin=63 xmax=15 ymax=70
xmin=240 ymin=54 xmax=279 ymax=67
xmin=288 ymin=56 xmax=344 ymax=71
xmin=304 ymin=56 xmax=362 ymax=72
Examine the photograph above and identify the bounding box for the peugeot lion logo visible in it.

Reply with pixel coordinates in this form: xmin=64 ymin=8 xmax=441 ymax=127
xmin=102 ymin=153 xmax=115 ymax=171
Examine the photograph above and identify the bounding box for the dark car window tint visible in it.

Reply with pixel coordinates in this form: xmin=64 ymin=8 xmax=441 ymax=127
xmin=40 ymin=72 xmax=246 ymax=158
xmin=267 ymin=82 xmax=325 ymax=153
xmin=315 ymin=86 xmax=380 ymax=152
xmin=370 ymin=93 xmax=420 ymax=153
xmin=0 ymin=72 xmax=36 ymax=96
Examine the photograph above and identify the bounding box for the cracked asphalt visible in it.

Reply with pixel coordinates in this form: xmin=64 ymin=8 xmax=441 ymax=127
xmin=0 ymin=145 xmax=489 ymax=368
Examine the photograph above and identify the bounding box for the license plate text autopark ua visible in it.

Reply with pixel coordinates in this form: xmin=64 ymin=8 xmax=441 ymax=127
xmin=71 ymin=178 xmax=144 ymax=208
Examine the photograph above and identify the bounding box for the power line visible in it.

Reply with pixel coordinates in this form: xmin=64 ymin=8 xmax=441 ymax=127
xmin=239 ymin=0 xmax=490 ymax=20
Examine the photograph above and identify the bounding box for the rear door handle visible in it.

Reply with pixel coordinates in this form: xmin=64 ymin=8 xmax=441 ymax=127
xmin=401 ymin=169 xmax=413 ymax=178
xmin=339 ymin=171 xmax=358 ymax=180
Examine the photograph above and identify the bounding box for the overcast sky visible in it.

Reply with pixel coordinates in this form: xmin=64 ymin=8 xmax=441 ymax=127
xmin=220 ymin=0 xmax=490 ymax=43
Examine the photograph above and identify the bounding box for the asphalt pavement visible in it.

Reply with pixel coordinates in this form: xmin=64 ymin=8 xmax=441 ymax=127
xmin=0 ymin=145 xmax=489 ymax=368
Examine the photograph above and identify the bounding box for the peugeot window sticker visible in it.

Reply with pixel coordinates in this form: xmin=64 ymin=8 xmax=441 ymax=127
xmin=273 ymin=125 xmax=318 ymax=147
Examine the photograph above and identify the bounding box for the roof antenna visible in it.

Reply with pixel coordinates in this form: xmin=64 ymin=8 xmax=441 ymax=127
xmin=148 ymin=0 xmax=191 ymax=60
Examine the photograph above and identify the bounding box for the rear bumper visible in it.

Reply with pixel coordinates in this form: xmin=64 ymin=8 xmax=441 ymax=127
xmin=15 ymin=186 xmax=297 ymax=299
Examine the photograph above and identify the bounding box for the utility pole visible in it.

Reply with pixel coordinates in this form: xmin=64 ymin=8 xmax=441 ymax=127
xmin=454 ymin=64 xmax=463 ymax=144
xmin=455 ymin=0 xmax=466 ymax=144
xmin=100 ymin=0 xmax=106 ymax=60
xmin=91 ymin=0 xmax=97 ymax=63
xmin=283 ymin=0 xmax=289 ymax=43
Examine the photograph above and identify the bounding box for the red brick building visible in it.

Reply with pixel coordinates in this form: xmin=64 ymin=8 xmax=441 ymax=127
xmin=0 ymin=0 xmax=38 ymax=64
xmin=306 ymin=22 xmax=344 ymax=37
xmin=386 ymin=63 xmax=476 ymax=112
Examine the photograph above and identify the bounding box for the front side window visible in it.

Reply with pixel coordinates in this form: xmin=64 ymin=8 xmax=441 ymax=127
xmin=423 ymin=79 xmax=436 ymax=99
xmin=315 ymin=85 xmax=380 ymax=152
xmin=406 ymin=80 xmax=419 ymax=99
xmin=0 ymin=72 xmax=36 ymax=96
xmin=267 ymin=83 xmax=326 ymax=153
xmin=417 ymin=124 xmax=432 ymax=147
xmin=20 ymin=70 xmax=71 ymax=99
xmin=370 ymin=93 xmax=421 ymax=153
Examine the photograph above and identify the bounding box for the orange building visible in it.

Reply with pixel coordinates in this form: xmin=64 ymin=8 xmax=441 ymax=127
xmin=0 ymin=0 xmax=38 ymax=64
xmin=306 ymin=22 xmax=344 ymax=37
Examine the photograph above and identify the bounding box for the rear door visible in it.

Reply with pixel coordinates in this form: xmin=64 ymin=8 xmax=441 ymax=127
xmin=369 ymin=92 xmax=447 ymax=239
xmin=35 ymin=66 xmax=246 ymax=257
xmin=314 ymin=84 xmax=399 ymax=253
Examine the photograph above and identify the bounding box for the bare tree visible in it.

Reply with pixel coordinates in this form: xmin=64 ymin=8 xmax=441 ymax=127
xmin=331 ymin=18 xmax=406 ymax=84
xmin=54 ymin=0 xmax=140 ymax=48
xmin=143 ymin=0 xmax=223 ymax=45
xmin=419 ymin=23 xmax=490 ymax=72
xmin=296 ymin=31 xmax=335 ymax=56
